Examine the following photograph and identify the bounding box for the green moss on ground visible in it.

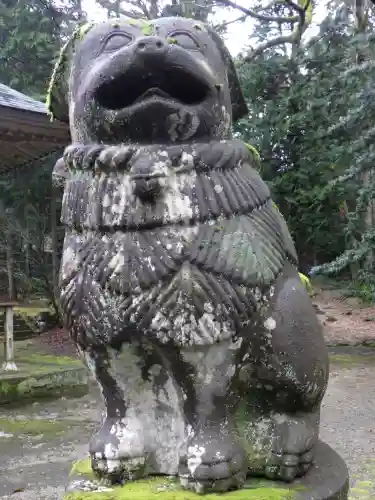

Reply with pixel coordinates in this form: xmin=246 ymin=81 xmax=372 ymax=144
xmin=70 ymin=458 xmax=95 ymax=478
xmin=0 ymin=418 xmax=66 ymax=437
xmin=13 ymin=306 xmax=52 ymax=316
xmin=64 ymin=479 xmax=294 ymax=500
xmin=20 ymin=353 xmax=82 ymax=367
xmin=0 ymin=349 xmax=83 ymax=377
xmin=362 ymin=340 xmax=375 ymax=348
xmin=329 ymin=353 xmax=375 ymax=366
xmin=349 ymin=458 xmax=375 ymax=499
xmin=66 ymin=460 xmax=295 ymax=500
xmin=0 ymin=352 xmax=88 ymax=405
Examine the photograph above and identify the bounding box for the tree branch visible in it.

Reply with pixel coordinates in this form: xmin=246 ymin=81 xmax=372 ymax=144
xmin=243 ymin=34 xmax=298 ymax=61
xmin=285 ymin=0 xmax=304 ymax=14
xmin=216 ymin=0 xmax=299 ymax=22
xmin=118 ymin=8 xmax=144 ymax=19
xmin=240 ymin=0 xmax=313 ymax=61
xmin=136 ymin=0 xmax=152 ymax=18
xmin=214 ymin=14 xmax=247 ymax=31
xmin=254 ymin=1 xmax=287 ymax=12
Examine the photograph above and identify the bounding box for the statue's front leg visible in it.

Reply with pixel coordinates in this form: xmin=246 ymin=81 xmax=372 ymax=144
xmin=76 ymin=337 xmax=184 ymax=484
xmin=80 ymin=344 xmax=150 ymax=483
xmin=177 ymin=340 xmax=248 ymax=494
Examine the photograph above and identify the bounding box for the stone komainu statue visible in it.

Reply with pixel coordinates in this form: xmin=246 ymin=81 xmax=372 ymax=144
xmin=48 ymin=17 xmax=329 ymax=495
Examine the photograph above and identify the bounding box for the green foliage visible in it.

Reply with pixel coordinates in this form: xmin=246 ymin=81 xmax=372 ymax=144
xmin=235 ymin=41 xmax=348 ymax=272
xmin=345 ymin=281 xmax=375 ymax=304
xmin=95 ymin=0 xmax=214 ymax=21
xmin=234 ymin=3 xmax=375 ymax=297
xmin=310 ymin=10 xmax=375 ymax=284
xmin=0 ymin=153 xmax=64 ymax=309
xmin=0 ymin=0 xmax=84 ymax=96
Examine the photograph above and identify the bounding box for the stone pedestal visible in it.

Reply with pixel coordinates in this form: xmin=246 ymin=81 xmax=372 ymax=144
xmin=64 ymin=441 xmax=349 ymax=500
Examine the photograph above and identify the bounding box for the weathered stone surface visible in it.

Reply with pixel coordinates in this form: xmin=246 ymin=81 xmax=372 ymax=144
xmin=47 ymin=15 xmax=347 ymax=496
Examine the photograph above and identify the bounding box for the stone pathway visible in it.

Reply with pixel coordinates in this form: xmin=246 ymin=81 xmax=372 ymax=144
xmin=320 ymin=348 xmax=375 ymax=499
xmin=0 ymin=385 xmax=102 ymax=500
xmin=0 ymin=349 xmax=374 ymax=500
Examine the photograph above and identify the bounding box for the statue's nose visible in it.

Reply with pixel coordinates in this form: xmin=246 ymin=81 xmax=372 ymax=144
xmin=135 ymin=36 xmax=166 ymax=57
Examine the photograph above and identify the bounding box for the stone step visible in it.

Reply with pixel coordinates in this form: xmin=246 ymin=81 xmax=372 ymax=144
xmin=0 ymin=314 xmax=36 ymax=340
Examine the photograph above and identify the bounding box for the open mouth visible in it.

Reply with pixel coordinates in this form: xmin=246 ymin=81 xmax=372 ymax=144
xmin=95 ymin=66 xmax=210 ymax=110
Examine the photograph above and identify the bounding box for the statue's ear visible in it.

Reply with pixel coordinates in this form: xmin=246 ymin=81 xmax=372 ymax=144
xmin=46 ymin=23 xmax=93 ymax=123
xmin=207 ymin=27 xmax=248 ymax=122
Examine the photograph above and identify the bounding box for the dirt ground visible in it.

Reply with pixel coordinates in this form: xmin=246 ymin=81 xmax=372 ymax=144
xmin=313 ymin=286 xmax=375 ymax=346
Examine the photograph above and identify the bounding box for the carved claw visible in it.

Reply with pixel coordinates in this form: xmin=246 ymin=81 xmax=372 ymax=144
xmin=265 ymin=447 xmax=315 ymax=482
xmin=264 ymin=412 xmax=318 ymax=482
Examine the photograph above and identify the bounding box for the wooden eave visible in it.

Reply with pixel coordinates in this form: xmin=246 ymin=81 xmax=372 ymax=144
xmin=0 ymin=105 xmax=70 ymax=173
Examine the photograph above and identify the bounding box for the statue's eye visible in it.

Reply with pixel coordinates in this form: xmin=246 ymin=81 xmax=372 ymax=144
xmin=102 ymin=33 xmax=132 ymax=52
xmin=168 ymin=32 xmax=200 ymax=51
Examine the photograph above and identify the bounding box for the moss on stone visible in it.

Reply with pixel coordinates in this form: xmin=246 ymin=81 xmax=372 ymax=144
xmin=0 ymin=363 xmax=88 ymax=405
xmin=244 ymin=143 xmax=261 ymax=166
xmin=0 ymin=354 xmax=82 ymax=379
xmin=298 ymin=273 xmax=313 ymax=295
xmin=70 ymin=458 xmax=95 ymax=478
xmin=21 ymin=353 xmax=82 ymax=367
xmin=78 ymin=22 xmax=94 ymax=40
xmin=0 ymin=380 xmax=17 ymax=401
xmin=46 ymin=39 xmax=71 ymax=118
xmin=67 ymin=459 xmax=298 ymax=499
xmin=14 ymin=305 xmax=51 ymax=316
xmin=348 ymin=457 xmax=375 ymax=499
xmin=64 ymin=476 xmax=295 ymax=499
xmin=46 ymin=22 xmax=94 ymax=120
xmin=0 ymin=418 xmax=66 ymax=437
xmin=128 ymin=19 xmax=154 ymax=35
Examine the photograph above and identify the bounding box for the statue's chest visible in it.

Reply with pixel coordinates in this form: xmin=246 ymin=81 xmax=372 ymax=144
xmin=60 ymin=225 xmax=199 ymax=295
xmin=59 ymin=213 xmax=281 ymax=346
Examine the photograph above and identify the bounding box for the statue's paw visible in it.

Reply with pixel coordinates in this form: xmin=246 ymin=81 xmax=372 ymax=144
xmin=178 ymin=429 xmax=247 ymax=493
xmin=89 ymin=417 xmax=148 ymax=483
xmin=91 ymin=453 xmax=148 ymax=483
xmin=265 ymin=412 xmax=318 ymax=482
xmin=265 ymin=447 xmax=315 ymax=481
